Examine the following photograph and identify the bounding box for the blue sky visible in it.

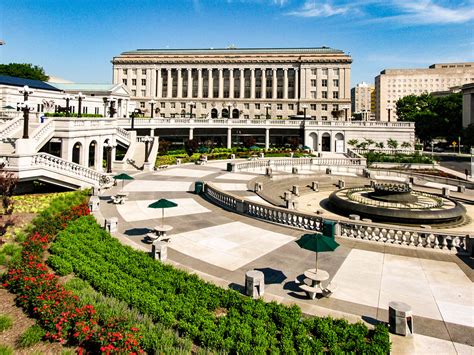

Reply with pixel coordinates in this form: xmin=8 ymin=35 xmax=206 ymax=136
xmin=1 ymin=0 xmax=473 ymax=86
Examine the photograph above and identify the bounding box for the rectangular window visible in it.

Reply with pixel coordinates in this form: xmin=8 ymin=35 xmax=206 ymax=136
xmin=255 ymin=115 xmax=260 ymax=119
xmin=244 ymin=114 xmax=249 ymax=119
xmin=160 ymin=102 xmax=166 ymax=108
xmin=333 ymin=79 xmax=339 ymax=87
xmin=277 ymin=115 xmax=282 ymax=119
xmin=132 ymin=90 xmax=136 ymax=96
xmin=202 ymin=103 xmax=207 ymax=109
xmin=288 ymin=104 xmax=294 ymax=110
xmin=123 ymin=69 xmax=128 ymax=75
xmin=311 ymin=69 xmax=317 ymax=75
xmin=181 ymin=102 xmax=186 ymax=109
xmin=333 ymin=68 xmax=339 ymax=75
xmin=333 ymin=104 xmax=339 ymax=111
xmin=122 ymin=79 xmax=127 ymax=85
xmin=277 ymin=104 xmax=282 ymax=110
xmin=170 ymin=102 xmax=176 ymax=108
xmin=95 ymin=107 xmax=99 ymax=114
xmin=160 ymin=113 xmax=165 ymax=118
xmin=333 ymin=91 xmax=339 ymax=99
xmin=132 ymin=79 xmax=137 ymax=86
xmin=311 ymin=79 xmax=317 ymax=87
xmin=140 ymin=102 xmax=145 ymax=108
xmin=322 ymin=68 xmax=328 ymax=75
xmin=322 ymin=104 xmax=328 ymax=111
xmin=311 ymin=91 xmax=316 ymax=99
xmin=322 ymin=91 xmax=328 ymax=98
xmin=170 ymin=113 xmax=176 ymax=118
xmin=244 ymin=103 xmax=250 ymax=109
xmin=141 ymin=90 xmax=146 ymax=97
xmin=322 ymin=79 xmax=327 ymax=87
xmin=141 ymin=79 xmax=146 ymax=86
xmin=255 ymin=103 xmax=260 ymax=110
xmin=132 ymin=69 xmax=137 ymax=75
xmin=142 ymin=69 xmax=146 ymax=75
xmin=310 ymin=104 xmax=316 ymax=110
xmin=322 ymin=116 xmax=328 ymax=120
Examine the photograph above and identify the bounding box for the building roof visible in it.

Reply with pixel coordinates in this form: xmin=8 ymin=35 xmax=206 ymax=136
xmin=0 ymin=75 xmax=61 ymax=91
xmin=120 ymin=47 xmax=344 ymax=55
xmin=50 ymin=83 xmax=118 ymax=92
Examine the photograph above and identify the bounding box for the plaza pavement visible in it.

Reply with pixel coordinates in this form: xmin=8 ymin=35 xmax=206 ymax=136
xmin=96 ymin=161 xmax=473 ymax=354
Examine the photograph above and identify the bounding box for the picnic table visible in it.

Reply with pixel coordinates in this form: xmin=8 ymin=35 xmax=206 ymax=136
xmin=147 ymin=224 xmax=173 ymax=243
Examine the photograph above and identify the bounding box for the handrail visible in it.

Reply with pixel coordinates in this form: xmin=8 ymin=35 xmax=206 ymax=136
xmin=30 ymin=119 xmax=56 ymax=151
xmin=0 ymin=116 xmax=23 ymax=140
xmin=232 ymin=157 xmax=366 ymax=172
xmin=202 ymin=182 xmax=471 ymax=254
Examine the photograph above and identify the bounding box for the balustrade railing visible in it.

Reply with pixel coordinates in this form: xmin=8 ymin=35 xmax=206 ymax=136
xmin=202 ymin=182 xmax=471 ymax=254
xmin=31 ymin=119 xmax=55 ymax=150
xmin=0 ymin=116 xmax=23 ymax=140
xmin=116 ymin=126 xmax=131 ymax=142
xmin=353 ymin=148 xmax=415 ymax=155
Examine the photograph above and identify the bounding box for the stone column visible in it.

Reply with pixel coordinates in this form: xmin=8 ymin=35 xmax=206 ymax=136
xmin=317 ymin=67 xmax=323 ymax=100
xmin=240 ymin=69 xmax=245 ymax=99
xmin=227 ymin=128 xmax=232 ymax=148
xmin=95 ymin=140 xmax=103 ymax=171
xmin=149 ymin=68 xmax=155 ymax=98
xmin=189 ymin=128 xmax=194 ymax=140
xmin=167 ymin=69 xmax=172 ymax=98
xmin=147 ymin=68 xmax=152 ymax=98
xmin=283 ymin=68 xmax=288 ymax=99
xmin=261 ymin=68 xmax=266 ymax=99
xmin=229 ymin=68 xmax=234 ymax=98
xmin=330 ymin=133 xmax=335 ymax=152
xmin=250 ymin=69 xmax=256 ymax=99
xmin=294 ymin=69 xmax=299 ymax=101
xmin=187 ymin=69 xmax=193 ymax=98
xmin=208 ymin=68 xmax=214 ymax=98
xmin=218 ymin=68 xmax=224 ymax=98
xmin=265 ymin=128 xmax=270 ymax=149
xmin=197 ymin=68 xmax=203 ymax=98
xmin=157 ymin=69 xmax=162 ymax=98
xmin=272 ymin=68 xmax=278 ymax=99
xmin=300 ymin=68 xmax=306 ymax=99
xmin=177 ymin=69 xmax=183 ymax=98
xmin=81 ymin=140 xmax=89 ymax=167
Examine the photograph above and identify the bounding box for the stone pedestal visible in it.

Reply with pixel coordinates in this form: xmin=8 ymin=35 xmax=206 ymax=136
xmin=326 ymin=168 xmax=332 ymax=174
xmin=104 ymin=217 xmax=118 ymax=233
xmin=90 ymin=186 xmax=100 ymax=196
xmin=245 ymin=270 xmax=264 ymax=299
xmin=292 ymin=167 xmax=298 ymax=174
xmin=349 ymin=214 xmax=360 ymax=221
xmin=457 ymin=185 xmax=465 ymax=193
xmin=259 ymin=152 xmax=264 ymax=159
xmin=254 ymin=182 xmax=263 ymax=192
xmin=338 ymin=179 xmax=345 ymax=188
xmin=389 ymin=301 xmax=414 ymax=336
xmin=284 ymin=191 xmax=292 ymax=201
xmin=151 ymin=241 xmax=168 ymax=261
xmin=442 ymin=187 xmax=450 ymax=197
xmin=88 ymin=196 xmax=100 ymax=212
xmin=266 ymin=167 xmax=272 ymax=177
xmin=231 ymin=154 xmax=236 ymax=159
xmin=176 ymin=158 xmax=182 ymax=165
xmin=312 ymin=181 xmax=319 ymax=191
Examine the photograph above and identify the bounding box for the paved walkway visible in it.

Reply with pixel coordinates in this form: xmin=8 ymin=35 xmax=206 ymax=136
xmin=97 ymin=161 xmax=473 ymax=354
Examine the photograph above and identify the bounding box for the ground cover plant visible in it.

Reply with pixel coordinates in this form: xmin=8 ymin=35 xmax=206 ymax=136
xmin=0 ymin=314 xmax=13 ymax=332
xmin=364 ymin=151 xmax=435 ymax=165
xmin=49 ymin=215 xmax=391 ymax=354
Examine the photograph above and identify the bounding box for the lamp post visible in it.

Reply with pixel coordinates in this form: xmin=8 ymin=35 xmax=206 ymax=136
xmin=342 ymin=104 xmax=350 ymax=121
xmin=386 ymin=103 xmax=392 ymax=122
xmin=264 ymin=103 xmax=271 ymax=120
xmin=76 ymin=92 xmax=85 ymax=118
xmin=226 ymin=102 xmax=232 ymax=119
xmin=104 ymin=141 xmax=117 ymax=173
xmin=18 ymin=85 xmax=34 ymax=139
xmin=63 ymin=94 xmax=72 ymax=115
xmin=108 ymin=98 xmax=116 ymax=118
xmin=431 ymin=141 xmax=434 ymax=157
xmin=470 ymin=147 xmax=474 ymax=178
xmin=189 ymin=101 xmax=196 ymax=118
xmin=148 ymin=99 xmax=156 ymax=118
xmin=301 ymin=104 xmax=308 ymax=119
xmin=143 ymin=135 xmax=153 ymax=163
xmin=17 ymin=102 xmax=34 ymax=139
xmin=130 ymin=108 xmax=140 ymax=130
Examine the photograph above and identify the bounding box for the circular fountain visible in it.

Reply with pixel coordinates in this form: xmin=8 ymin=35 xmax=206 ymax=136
xmin=328 ymin=183 xmax=466 ymax=224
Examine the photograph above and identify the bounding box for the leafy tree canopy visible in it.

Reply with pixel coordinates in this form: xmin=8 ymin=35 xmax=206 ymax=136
xmin=0 ymin=63 xmax=49 ymax=81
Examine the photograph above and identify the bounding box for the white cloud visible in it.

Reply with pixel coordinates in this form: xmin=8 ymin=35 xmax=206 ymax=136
xmin=392 ymin=1 xmax=474 ymax=24
xmin=287 ymin=0 xmax=350 ymax=17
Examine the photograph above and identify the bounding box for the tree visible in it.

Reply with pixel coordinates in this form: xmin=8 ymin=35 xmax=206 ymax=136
xmin=184 ymin=139 xmax=199 ymax=157
xmin=387 ymin=138 xmax=399 ymax=149
xmin=375 ymin=142 xmax=384 ymax=149
xmin=0 ymin=63 xmax=49 ymax=81
xmin=242 ymin=137 xmax=256 ymax=148
xmin=158 ymin=140 xmax=171 ymax=155
xmin=347 ymin=139 xmax=359 ymax=147
xmin=462 ymin=124 xmax=474 ymax=148
xmin=0 ymin=169 xmax=18 ymax=240
xmin=401 ymin=142 xmax=412 ymax=149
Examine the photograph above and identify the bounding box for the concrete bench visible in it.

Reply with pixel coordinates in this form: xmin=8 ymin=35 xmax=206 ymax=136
xmin=321 ymin=282 xmax=338 ymax=297
xmin=111 ymin=196 xmax=124 ymax=204
xmin=299 ymin=284 xmax=321 ymax=300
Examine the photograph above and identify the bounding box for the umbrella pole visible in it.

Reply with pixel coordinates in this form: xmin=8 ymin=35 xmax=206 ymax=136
xmin=315 ymin=252 xmax=318 ymax=272
xmin=162 ymin=208 xmax=164 ymax=226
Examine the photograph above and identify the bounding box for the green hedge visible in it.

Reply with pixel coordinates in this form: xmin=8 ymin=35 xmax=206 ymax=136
xmin=43 ymin=113 xmax=103 ymax=117
xmin=50 ymin=216 xmax=390 ymax=354
xmin=364 ymin=152 xmax=435 ymax=165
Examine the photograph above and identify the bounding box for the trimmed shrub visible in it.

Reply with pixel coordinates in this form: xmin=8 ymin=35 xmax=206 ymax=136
xmin=0 ymin=315 xmax=13 ymax=332
xmin=17 ymin=324 xmax=45 ymax=348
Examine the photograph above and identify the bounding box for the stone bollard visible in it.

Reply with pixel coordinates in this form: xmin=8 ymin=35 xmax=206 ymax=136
xmin=293 ymin=200 xmax=299 ymax=210
xmin=409 ymin=177 xmax=415 ymax=184
xmin=176 ymin=158 xmax=181 ymax=165
xmin=245 ymin=270 xmax=265 ymax=299
xmin=284 ymin=191 xmax=292 ymax=201
xmin=457 ymin=185 xmax=465 ymax=193
xmin=349 ymin=214 xmax=360 ymax=221
xmin=266 ymin=167 xmax=272 ymax=177
xmin=254 ymin=182 xmax=263 ymax=192
xmin=151 ymin=241 xmax=167 ymax=261
xmin=362 ymin=218 xmax=372 ymax=223
xmin=286 ymin=199 xmax=294 ymax=210
xmin=442 ymin=187 xmax=450 ymax=197
xmin=326 ymin=168 xmax=332 ymax=175
xmin=104 ymin=217 xmax=118 ymax=233
xmin=231 ymin=153 xmax=236 ymax=159
xmin=292 ymin=167 xmax=298 ymax=174
xmin=290 ymin=152 xmax=294 ymax=158
xmin=91 ymin=186 xmax=100 ymax=196
xmin=389 ymin=301 xmax=414 ymax=336
xmin=292 ymin=185 xmax=299 ymax=196
xmin=88 ymin=196 xmax=100 ymax=212
xmin=259 ymin=152 xmax=264 ymax=159
xmin=370 ymin=180 xmax=376 ymax=188
xmin=312 ymin=181 xmax=319 ymax=191
xmin=338 ymin=179 xmax=345 ymax=188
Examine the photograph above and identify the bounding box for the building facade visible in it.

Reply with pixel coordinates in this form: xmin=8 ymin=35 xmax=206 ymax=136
xmin=112 ymin=47 xmax=352 ymax=120
xmin=462 ymin=83 xmax=474 ymax=128
xmin=351 ymin=82 xmax=374 ymax=120
xmin=375 ymin=62 xmax=474 ymax=121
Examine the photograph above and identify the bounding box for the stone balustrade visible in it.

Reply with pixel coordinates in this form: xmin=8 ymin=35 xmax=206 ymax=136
xmin=353 ymin=148 xmax=415 ymax=155
xmin=0 ymin=116 xmax=23 ymax=140
xmin=202 ymin=182 xmax=471 ymax=255
xmin=116 ymin=126 xmax=131 ymax=143
xmin=31 ymin=119 xmax=56 ymax=151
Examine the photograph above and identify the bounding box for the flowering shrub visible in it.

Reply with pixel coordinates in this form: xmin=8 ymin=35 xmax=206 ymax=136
xmin=2 ymin=195 xmax=143 ymax=354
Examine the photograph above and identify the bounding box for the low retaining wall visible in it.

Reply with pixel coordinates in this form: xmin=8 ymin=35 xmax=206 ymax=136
xmin=202 ymin=182 xmax=472 ymax=255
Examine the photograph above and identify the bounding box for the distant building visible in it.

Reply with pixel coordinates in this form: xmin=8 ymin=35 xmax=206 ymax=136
xmin=462 ymin=83 xmax=474 ymax=128
xmin=351 ymin=82 xmax=374 ymax=120
xmin=375 ymin=62 xmax=474 ymax=121
xmin=112 ymin=47 xmax=352 ymax=120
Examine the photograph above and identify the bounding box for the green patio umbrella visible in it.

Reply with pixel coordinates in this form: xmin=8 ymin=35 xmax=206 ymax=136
xmin=3 ymin=105 xmax=16 ymax=110
xmin=296 ymin=233 xmax=340 ymax=271
xmin=148 ymin=199 xmax=178 ymax=226
xmin=113 ymin=173 xmax=134 ymax=189
xmin=250 ymin=145 xmax=260 ymax=150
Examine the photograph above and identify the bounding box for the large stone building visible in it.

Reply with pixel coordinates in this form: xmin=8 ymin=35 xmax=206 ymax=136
xmin=351 ymin=82 xmax=374 ymax=120
xmin=375 ymin=62 xmax=474 ymax=121
xmin=112 ymin=47 xmax=352 ymax=120
xmin=462 ymin=83 xmax=474 ymax=128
